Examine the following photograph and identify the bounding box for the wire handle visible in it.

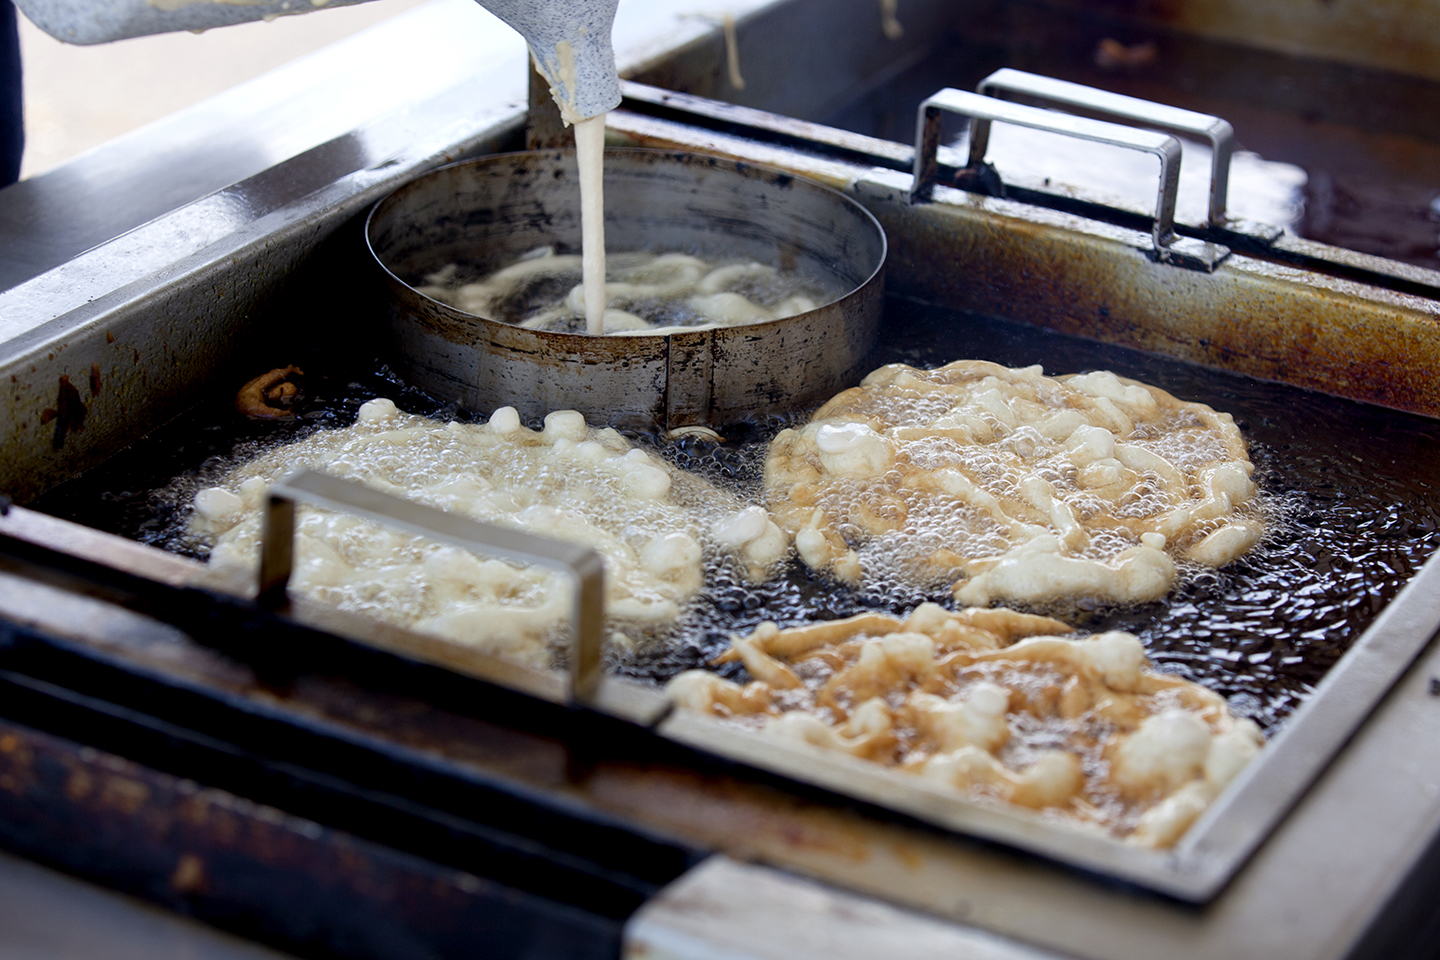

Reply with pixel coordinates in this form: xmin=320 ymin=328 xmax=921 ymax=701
xmin=258 ymin=470 xmax=606 ymax=704
xmin=977 ymin=68 xmax=1234 ymax=227
xmin=911 ymin=87 xmax=1189 ymax=264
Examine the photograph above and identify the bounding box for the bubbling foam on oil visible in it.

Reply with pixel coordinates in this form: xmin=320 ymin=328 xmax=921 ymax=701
xmin=186 ymin=400 xmax=792 ymax=669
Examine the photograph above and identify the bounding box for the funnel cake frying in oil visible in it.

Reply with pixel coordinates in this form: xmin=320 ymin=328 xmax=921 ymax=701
xmin=190 ymin=399 xmax=788 ymax=668
xmin=764 ymin=360 xmax=1264 ymax=607
xmin=667 ymin=604 xmax=1263 ymax=847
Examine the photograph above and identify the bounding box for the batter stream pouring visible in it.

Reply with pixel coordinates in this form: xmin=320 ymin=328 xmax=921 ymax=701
xmin=477 ymin=0 xmax=623 ymax=336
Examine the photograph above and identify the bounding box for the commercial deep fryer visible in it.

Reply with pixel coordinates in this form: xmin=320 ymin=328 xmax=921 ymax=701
xmin=2 ymin=0 xmax=1440 ymax=957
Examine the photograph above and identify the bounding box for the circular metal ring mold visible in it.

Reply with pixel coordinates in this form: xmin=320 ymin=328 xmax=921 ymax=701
xmin=367 ymin=148 xmax=887 ymax=430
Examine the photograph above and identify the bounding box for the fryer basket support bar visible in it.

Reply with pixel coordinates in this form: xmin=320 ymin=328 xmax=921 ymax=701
xmin=258 ymin=470 xmax=606 ymax=704
xmin=976 ymin=68 xmax=1235 ymax=228
xmin=912 ymin=87 xmax=1226 ymax=270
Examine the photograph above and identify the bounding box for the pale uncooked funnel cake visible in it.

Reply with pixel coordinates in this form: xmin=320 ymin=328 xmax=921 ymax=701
xmin=417 ymin=248 xmax=833 ymax=335
xmin=190 ymin=399 xmax=787 ymax=667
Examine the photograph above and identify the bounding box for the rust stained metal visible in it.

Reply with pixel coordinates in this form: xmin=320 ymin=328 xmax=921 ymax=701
xmin=873 ymin=194 xmax=1440 ymax=416
xmin=39 ymin=374 xmax=87 ymax=450
xmin=607 ymin=111 xmax=861 ymax=194
xmin=1 ymin=512 xmax=1427 ymax=958
xmin=0 ymin=718 xmax=598 ymax=959
xmin=0 ymin=548 xmax=1006 ymax=932
xmin=202 ymin=680 xmax=990 ymax=921
xmin=0 ymin=729 xmax=34 ymax=796
xmin=169 ymin=851 xmax=208 ymax=894
xmin=608 ymin=108 xmax=1440 ymax=419
xmin=582 ymin=762 xmax=875 ymax=866
xmin=0 ymin=107 xmax=528 ymax=507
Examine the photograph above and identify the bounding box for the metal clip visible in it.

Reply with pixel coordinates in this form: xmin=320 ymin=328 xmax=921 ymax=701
xmin=911 ymin=87 xmax=1225 ymax=271
xmin=258 ymin=470 xmax=606 ymax=705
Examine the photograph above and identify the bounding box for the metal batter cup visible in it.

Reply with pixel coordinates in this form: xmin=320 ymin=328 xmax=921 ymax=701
xmin=365 ymin=148 xmax=886 ymax=430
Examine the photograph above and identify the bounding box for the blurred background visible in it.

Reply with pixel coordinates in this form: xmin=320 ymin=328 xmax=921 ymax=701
xmin=15 ymin=0 xmax=431 ymax=178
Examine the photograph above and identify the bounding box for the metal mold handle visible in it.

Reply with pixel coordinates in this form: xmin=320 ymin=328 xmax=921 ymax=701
xmin=911 ymin=87 xmax=1191 ymax=265
xmin=257 ymin=470 xmax=606 ymax=705
xmin=977 ymin=68 xmax=1235 ymax=228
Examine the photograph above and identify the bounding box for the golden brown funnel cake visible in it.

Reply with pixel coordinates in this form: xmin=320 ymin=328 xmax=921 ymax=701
xmin=764 ymin=360 xmax=1263 ymax=607
xmin=668 ymin=605 xmax=1263 ymax=847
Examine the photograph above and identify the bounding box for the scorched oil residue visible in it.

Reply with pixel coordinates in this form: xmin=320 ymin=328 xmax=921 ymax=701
xmin=31 ymin=298 xmax=1440 ymax=734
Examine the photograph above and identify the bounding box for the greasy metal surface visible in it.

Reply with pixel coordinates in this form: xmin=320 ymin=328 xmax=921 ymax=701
xmin=619 ymin=80 xmax=916 ymax=171
xmin=260 ymin=471 xmax=607 ymax=705
xmin=0 ymin=0 xmax=917 ymax=500
xmin=644 ymin=550 xmax=1440 ymax=903
xmin=604 ymin=106 xmax=1440 ymax=418
xmin=10 ymin=322 xmax=1440 ymax=921
xmin=0 ymin=502 xmax=216 ymax=591
xmin=853 ymin=0 xmax=1440 ymax=279
xmin=0 ymin=555 xmax=702 ymax=956
xmin=617 ymin=78 xmax=1440 ymax=298
xmin=0 ymin=51 xmax=1434 ymax=913
xmin=579 ymin=96 xmax=1440 ymax=901
xmin=869 ymin=179 xmax=1440 ymax=416
xmin=617 ymin=0 xmax=985 ymax=125
xmin=0 ymin=717 xmax=624 ymax=960
xmin=2 ymin=499 xmax=668 ymax=726
xmin=587 ymin=619 xmax=1429 ymax=960
xmin=1 ymin=65 xmax=1429 ymax=908
xmin=366 ymin=149 xmax=885 ymax=430
xmin=1037 ymin=0 xmax=1440 ymax=86
xmin=2 ymin=1 xmax=1440 ymax=954
xmin=0 ymin=107 xmax=528 ymax=507
xmin=604 ymin=622 xmax=1440 ymax=960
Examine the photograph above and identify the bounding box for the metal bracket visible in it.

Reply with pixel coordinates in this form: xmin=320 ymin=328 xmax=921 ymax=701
xmin=978 ymin=68 xmax=1235 ymax=228
xmin=911 ymin=87 xmax=1226 ymax=271
xmin=258 ymin=470 xmax=607 ymax=705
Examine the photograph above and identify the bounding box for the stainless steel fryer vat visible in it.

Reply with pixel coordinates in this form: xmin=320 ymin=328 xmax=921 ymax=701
xmin=3 ymin=1 xmax=1440 ymax=958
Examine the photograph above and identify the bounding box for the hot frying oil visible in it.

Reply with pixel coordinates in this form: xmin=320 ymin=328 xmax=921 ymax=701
xmin=31 ymin=298 xmax=1440 ymax=734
